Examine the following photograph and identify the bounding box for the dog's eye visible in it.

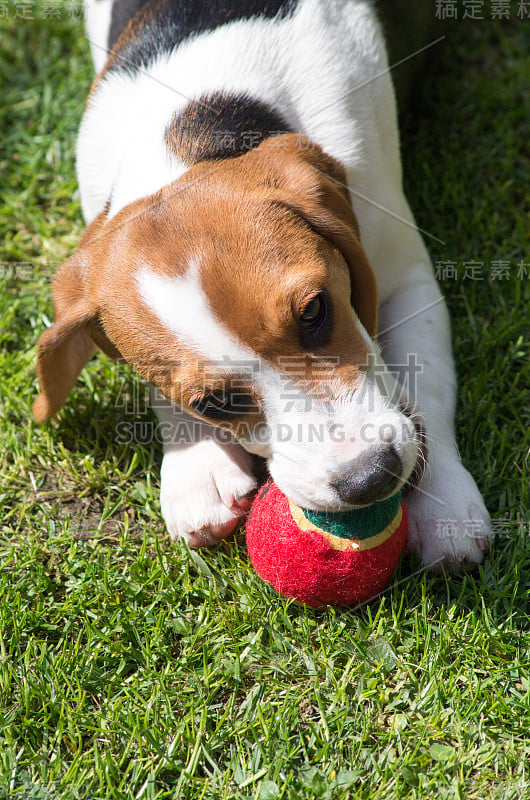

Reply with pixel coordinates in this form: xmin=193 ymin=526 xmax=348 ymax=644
xmin=300 ymin=294 xmax=327 ymax=331
xmin=298 ymin=291 xmax=331 ymax=348
xmin=190 ymin=392 xmax=254 ymax=420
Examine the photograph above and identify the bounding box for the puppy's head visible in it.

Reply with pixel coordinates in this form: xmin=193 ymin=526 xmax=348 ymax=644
xmin=34 ymin=134 xmax=424 ymax=510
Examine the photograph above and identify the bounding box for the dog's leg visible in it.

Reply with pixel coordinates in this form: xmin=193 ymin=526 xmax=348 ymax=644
xmin=376 ymin=227 xmax=493 ymax=570
xmin=152 ymin=391 xmax=257 ymax=547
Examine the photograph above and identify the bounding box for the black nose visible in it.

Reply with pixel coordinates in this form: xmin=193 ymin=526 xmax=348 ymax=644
xmin=330 ymin=446 xmax=402 ymax=505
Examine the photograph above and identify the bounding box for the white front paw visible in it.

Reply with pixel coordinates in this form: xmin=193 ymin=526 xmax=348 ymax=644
xmin=407 ymin=456 xmax=493 ymax=571
xmin=160 ymin=440 xmax=257 ymax=547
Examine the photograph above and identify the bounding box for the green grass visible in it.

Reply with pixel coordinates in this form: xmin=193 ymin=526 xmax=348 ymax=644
xmin=0 ymin=5 xmax=529 ymax=799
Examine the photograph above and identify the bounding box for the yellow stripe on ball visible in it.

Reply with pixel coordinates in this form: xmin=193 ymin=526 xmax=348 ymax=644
xmin=288 ymin=501 xmax=403 ymax=552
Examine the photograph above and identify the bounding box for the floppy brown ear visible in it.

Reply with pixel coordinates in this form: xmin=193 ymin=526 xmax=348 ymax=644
xmin=33 ymin=215 xmax=121 ymax=423
xmin=33 ymin=251 xmax=101 ymax=423
xmin=254 ymin=134 xmax=378 ymax=338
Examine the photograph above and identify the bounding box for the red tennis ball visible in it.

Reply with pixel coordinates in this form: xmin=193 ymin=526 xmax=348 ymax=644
xmin=246 ymin=479 xmax=408 ymax=607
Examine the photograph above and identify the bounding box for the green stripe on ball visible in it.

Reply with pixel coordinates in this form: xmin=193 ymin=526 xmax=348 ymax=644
xmin=304 ymin=491 xmax=401 ymax=541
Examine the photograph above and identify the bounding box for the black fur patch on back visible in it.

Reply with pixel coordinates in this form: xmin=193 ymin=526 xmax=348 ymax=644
xmin=107 ymin=0 xmax=295 ymax=76
xmin=109 ymin=0 xmax=148 ymax=52
xmin=165 ymin=91 xmax=292 ymax=163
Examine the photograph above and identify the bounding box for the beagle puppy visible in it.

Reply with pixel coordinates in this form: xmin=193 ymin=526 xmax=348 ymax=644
xmin=34 ymin=0 xmax=493 ymax=568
